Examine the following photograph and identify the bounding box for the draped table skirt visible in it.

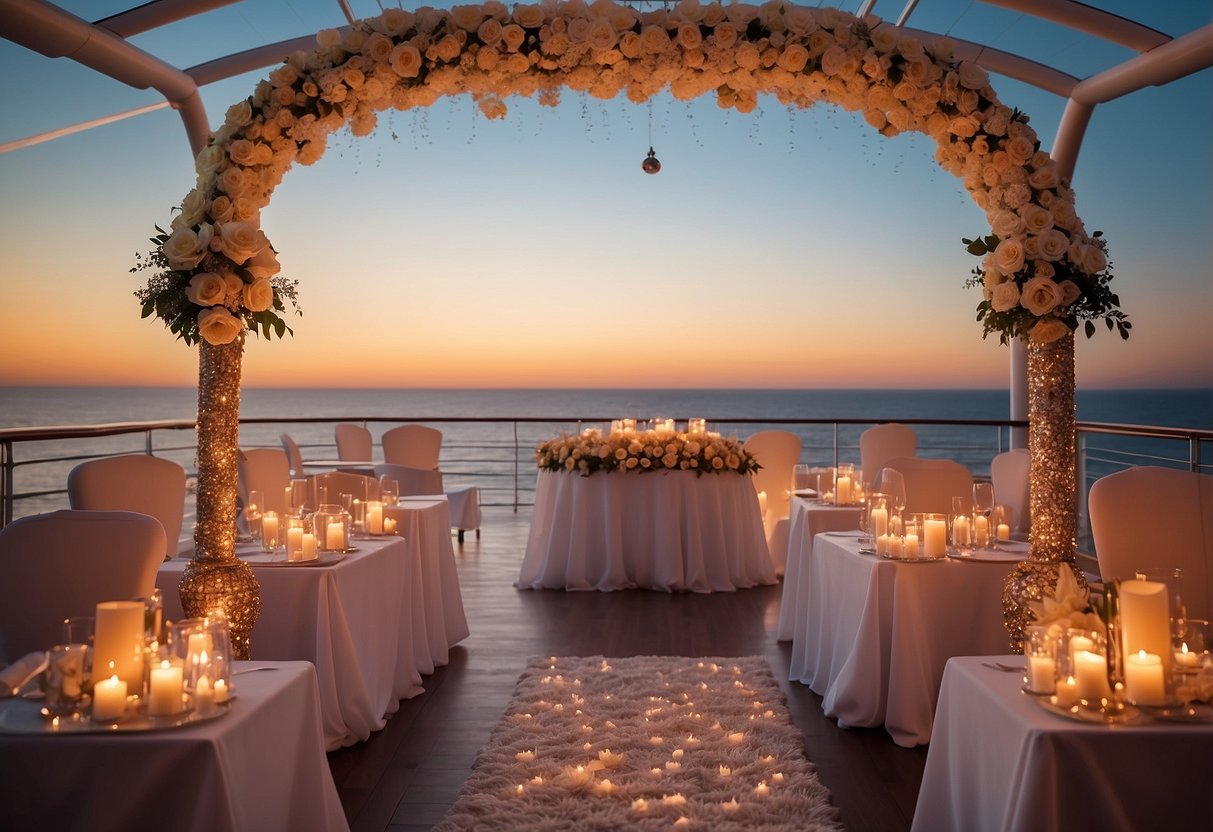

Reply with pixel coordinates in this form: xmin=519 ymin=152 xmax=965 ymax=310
xmin=518 ymin=469 xmax=776 ymax=593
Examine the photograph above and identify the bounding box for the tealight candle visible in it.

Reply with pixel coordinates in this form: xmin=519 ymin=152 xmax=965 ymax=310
xmin=366 ymin=500 xmax=383 ymax=534
xmin=1054 ymin=675 xmax=1078 ymax=708
xmin=383 ymin=516 xmax=398 ymax=535
xmin=1175 ymin=643 xmax=1202 ymax=669
xmin=1074 ymin=650 xmax=1110 ymax=701
xmin=92 ymin=673 xmax=127 ymax=721
xmin=1124 ymin=650 xmax=1166 ymax=705
xmin=148 ymin=660 xmax=184 ymax=716
xmin=997 ymin=522 xmax=1011 ymax=541
xmin=213 ymin=678 xmax=229 ymax=703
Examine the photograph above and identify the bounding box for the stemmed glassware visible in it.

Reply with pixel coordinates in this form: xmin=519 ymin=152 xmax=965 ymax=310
xmin=379 ymin=476 xmax=399 ymax=506
xmin=880 ymin=468 xmax=906 ymax=534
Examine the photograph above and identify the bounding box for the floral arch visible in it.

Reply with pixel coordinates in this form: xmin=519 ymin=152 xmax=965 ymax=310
xmin=139 ymin=0 xmax=1128 ymax=652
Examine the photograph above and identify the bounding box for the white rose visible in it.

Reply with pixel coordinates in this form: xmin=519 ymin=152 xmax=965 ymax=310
xmin=173 ymin=188 xmax=208 ymax=229
xmin=1058 ymin=280 xmax=1082 ymax=307
xmin=675 ymin=22 xmax=701 ymax=51
xmin=268 ymin=64 xmax=298 ymax=88
xmin=243 ymin=277 xmax=274 ymax=312
xmin=991 ymin=210 xmax=1024 ymax=238
xmin=993 ymin=237 xmax=1026 ymax=275
xmin=185 ymin=272 xmax=226 ymax=306
xmin=1020 ymin=276 xmax=1063 ymax=316
xmin=1082 ymin=244 xmax=1108 ymax=274
xmin=316 ymin=29 xmax=341 ymax=49
xmin=990 ymin=281 xmax=1020 ymax=312
xmin=956 ymin=60 xmax=988 ymax=90
xmin=224 ymin=100 xmax=253 ymax=127
xmin=451 ymin=4 xmax=485 ymax=31
xmin=1036 ymin=228 xmax=1070 ymax=262
xmin=197 ymin=308 xmax=244 ymax=345
xmin=389 ymin=43 xmax=422 ymax=77
xmin=163 ymin=227 xmax=209 ymax=270
xmin=243 ymin=244 xmax=280 ymax=279
xmin=513 ymin=4 xmax=544 ymax=28
xmin=214 ymin=221 xmax=267 ymax=265
xmin=640 ymin=25 xmax=671 ymax=54
xmin=227 ymin=139 xmax=258 ymax=167
xmin=1019 ymin=203 xmax=1054 ymax=234
xmin=195 ymin=144 xmax=227 ymax=177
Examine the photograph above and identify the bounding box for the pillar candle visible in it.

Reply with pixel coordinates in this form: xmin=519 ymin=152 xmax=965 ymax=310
xmin=973 ymin=515 xmax=989 ymax=547
xmin=213 ymin=678 xmax=230 ymax=703
xmin=997 ymin=523 xmax=1011 ymax=541
xmin=888 ymin=536 xmax=904 ymax=558
xmin=366 ymin=500 xmax=384 ymax=534
xmin=1068 ymin=634 xmax=1094 ymax=666
xmin=1119 ymin=579 xmax=1172 ymax=674
xmin=923 ymin=519 xmax=947 ymax=558
xmin=903 ymin=532 xmax=920 ymax=559
xmin=326 ymin=521 xmax=345 ymax=551
xmin=870 ymin=508 xmax=888 ymax=539
xmin=94 ymin=601 xmax=145 ymax=690
xmin=1054 ymin=675 xmax=1078 ymax=708
xmin=1073 ymin=650 xmax=1111 ymax=701
xmin=301 ymin=532 xmax=317 ymax=561
xmin=194 ymin=675 xmax=216 ymax=716
xmin=835 ymin=476 xmax=852 ymax=505
xmin=951 ymin=515 xmax=970 ymax=546
xmin=148 ymin=660 xmax=184 ymax=716
xmin=1027 ymin=655 xmax=1055 ymax=693
xmin=1124 ymin=650 xmax=1166 ymax=705
xmin=261 ymin=511 xmax=279 ymax=548
xmin=287 ymin=526 xmax=304 ymax=561
xmin=92 ymin=673 xmax=127 ymax=721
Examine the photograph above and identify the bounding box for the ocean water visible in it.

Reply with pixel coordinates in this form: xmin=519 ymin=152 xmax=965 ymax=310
xmin=2 ymin=387 xmax=1210 ymax=519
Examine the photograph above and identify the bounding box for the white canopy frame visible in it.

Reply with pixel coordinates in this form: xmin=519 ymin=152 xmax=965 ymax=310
xmin=2 ymin=0 xmax=1211 ymax=431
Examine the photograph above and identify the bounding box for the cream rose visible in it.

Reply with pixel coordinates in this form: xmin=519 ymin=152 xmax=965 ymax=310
xmin=990 ymin=281 xmax=1021 ymax=312
xmin=478 ymin=18 xmax=503 ymax=46
xmin=513 ymin=4 xmax=544 ymax=28
xmin=1029 ymin=318 xmax=1070 ymax=344
xmin=778 ymin=43 xmax=810 ymax=73
xmin=185 ymin=272 xmax=226 ymax=306
xmin=243 ymin=277 xmax=274 ymax=312
xmin=1019 ymin=203 xmax=1054 ymax=234
xmin=956 ymin=60 xmax=988 ymax=90
xmin=501 ymin=23 xmax=526 ymax=52
xmin=214 ymin=221 xmax=266 ymax=265
xmin=389 ymin=43 xmax=422 ymax=77
xmin=243 ymin=244 xmax=281 ymax=279
xmin=1058 ymin=280 xmax=1082 ymax=307
xmin=640 ymin=25 xmax=670 ymax=54
xmin=1035 ymin=228 xmax=1070 ymax=262
xmin=1020 ymin=275 xmax=1064 ymax=316
xmin=197 ymin=308 xmax=244 ymax=345
xmin=991 ymin=210 xmax=1025 ymax=238
xmin=993 ymin=237 xmax=1026 ymax=275
xmin=195 ymin=144 xmax=227 ymax=177
xmin=163 ymin=227 xmax=210 ymax=270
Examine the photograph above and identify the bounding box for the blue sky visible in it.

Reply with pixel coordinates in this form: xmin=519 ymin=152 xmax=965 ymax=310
xmin=0 ymin=0 xmax=1209 ymax=389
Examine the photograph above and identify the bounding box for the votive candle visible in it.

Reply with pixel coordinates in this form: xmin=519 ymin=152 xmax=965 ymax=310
xmin=1054 ymin=675 xmax=1078 ymax=708
xmin=1074 ymin=650 xmax=1110 ymax=701
xmin=1124 ymin=650 xmax=1166 ymax=705
xmin=287 ymin=527 xmax=304 ymax=561
xmin=1027 ymin=655 xmax=1056 ymax=694
xmin=870 ymin=507 xmax=888 ymax=539
xmin=923 ymin=518 xmax=947 ymax=558
xmin=92 ymin=673 xmax=127 ymax=721
xmin=366 ymin=500 xmax=383 ymax=534
xmin=383 ymin=516 xmax=398 ymax=535
xmin=148 ymin=660 xmax=184 ymax=716
xmin=326 ymin=521 xmax=345 ymax=551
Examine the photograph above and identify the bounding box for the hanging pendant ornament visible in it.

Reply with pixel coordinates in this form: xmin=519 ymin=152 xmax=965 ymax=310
xmin=642 ymin=146 xmax=661 ymax=175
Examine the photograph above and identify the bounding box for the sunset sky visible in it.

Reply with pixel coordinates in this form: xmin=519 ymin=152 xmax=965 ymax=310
xmin=0 ymin=0 xmax=1209 ymax=390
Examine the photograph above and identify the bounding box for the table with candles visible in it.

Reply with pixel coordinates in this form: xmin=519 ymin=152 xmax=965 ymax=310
xmin=775 ymin=495 xmax=865 ymax=641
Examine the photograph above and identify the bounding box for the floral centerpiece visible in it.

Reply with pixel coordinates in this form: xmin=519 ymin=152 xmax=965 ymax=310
xmin=536 ymin=427 xmax=759 ymax=477
xmin=1026 ymin=567 xmax=1104 ymax=641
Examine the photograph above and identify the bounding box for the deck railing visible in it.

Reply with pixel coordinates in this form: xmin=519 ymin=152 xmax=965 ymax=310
xmin=3 ymin=416 xmax=1210 ymax=549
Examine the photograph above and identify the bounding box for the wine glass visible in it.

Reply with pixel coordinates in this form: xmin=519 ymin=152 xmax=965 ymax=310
xmin=243 ymin=489 xmax=264 ymax=541
xmin=379 ymin=476 xmax=399 ymax=506
xmin=290 ymin=478 xmax=310 ymax=514
xmin=880 ymin=468 xmax=906 ymax=514
xmin=972 ymin=482 xmax=995 ymax=547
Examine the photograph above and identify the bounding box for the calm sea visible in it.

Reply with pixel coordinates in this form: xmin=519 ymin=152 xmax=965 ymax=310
xmin=2 ymin=387 xmax=1210 ymax=518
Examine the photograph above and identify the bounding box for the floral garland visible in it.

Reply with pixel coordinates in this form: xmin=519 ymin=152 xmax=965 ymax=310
xmin=536 ymin=427 xmax=759 ymax=476
xmin=135 ymin=0 xmax=1125 ymax=346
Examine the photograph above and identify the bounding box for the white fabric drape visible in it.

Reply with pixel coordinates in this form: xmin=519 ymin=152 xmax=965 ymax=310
xmin=776 ymin=497 xmax=864 ymax=641
xmin=518 ymin=470 xmax=776 ymax=593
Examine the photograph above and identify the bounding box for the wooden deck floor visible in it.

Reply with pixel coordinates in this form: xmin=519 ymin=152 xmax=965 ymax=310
xmin=327 ymin=505 xmax=928 ymax=831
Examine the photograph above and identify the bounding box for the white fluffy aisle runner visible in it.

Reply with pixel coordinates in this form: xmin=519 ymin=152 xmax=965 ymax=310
xmin=435 ymin=655 xmax=842 ymax=831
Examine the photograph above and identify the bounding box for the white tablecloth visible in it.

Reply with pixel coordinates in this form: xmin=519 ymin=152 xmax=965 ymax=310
xmin=518 ymin=469 xmax=776 ymax=592
xmin=790 ymin=534 xmax=1016 ymax=746
xmin=913 ymin=655 xmax=1213 ymax=831
xmin=0 ymin=661 xmax=348 ymax=832
xmin=775 ymin=497 xmax=864 ymax=640
xmin=386 ymin=500 xmax=470 ymax=674
xmin=159 ymin=537 xmax=420 ymax=750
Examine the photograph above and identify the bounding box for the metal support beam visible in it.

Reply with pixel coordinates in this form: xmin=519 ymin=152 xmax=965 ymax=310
xmin=95 ymin=0 xmax=241 ymax=38
xmin=1070 ymin=23 xmax=1213 ymax=106
xmin=980 ymin=0 xmax=1171 ymax=53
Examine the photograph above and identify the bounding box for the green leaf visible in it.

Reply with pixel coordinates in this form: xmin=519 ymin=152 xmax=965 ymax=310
xmin=965 ymin=240 xmax=987 ymax=256
xmin=273 ymin=318 xmax=286 ymax=338
xmin=1085 ymin=320 xmax=1096 ymax=338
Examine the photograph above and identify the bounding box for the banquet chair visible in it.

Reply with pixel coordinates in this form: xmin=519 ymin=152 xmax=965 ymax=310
xmin=881 ymin=456 xmax=974 ymax=516
xmin=375 ymin=463 xmax=482 ymax=543
xmin=280 ymin=433 xmax=305 ymax=478
xmin=238 ymin=448 xmax=291 ymax=517
xmin=67 ymin=454 xmax=186 ymax=560
xmin=743 ymin=430 xmax=803 ymax=574
xmin=990 ymin=448 xmax=1031 ymax=539
xmin=0 ymin=510 xmax=164 ymax=665
xmin=334 ymin=423 xmax=373 ymax=462
xmin=382 ymin=424 xmax=443 ymax=470
xmin=1089 ymin=466 xmax=1213 ymax=622
xmin=310 ymin=471 xmax=378 ymax=507
xmin=860 ymin=423 xmax=917 ymax=489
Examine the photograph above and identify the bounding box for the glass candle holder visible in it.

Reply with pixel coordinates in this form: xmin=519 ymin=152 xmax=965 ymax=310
xmin=833 ymin=464 xmax=856 ymax=506
xmin=1062 ymin=628 xmax=1112 ymax=706
xmin=865 ymin=494 xmax=889 ymax=548
xmin=260 ymin=510 xmax=280 ymax=552
xmin=1023 ymin=625 xmax=1057 ymax=694
xmin=917 ymin=512 xmax=948 ymax=559
xmin=950 ymin=496 xmax=973 ymax=550
xmin=283 ymin=513 xmax=305 ymax=561
xmin=315 ymin=504 xmax=351 ymax=552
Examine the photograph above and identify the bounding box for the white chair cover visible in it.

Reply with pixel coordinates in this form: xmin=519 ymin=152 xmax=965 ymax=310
xmin=990 ymin=448 xmax=1031 ymax=537
xmin=0 ymin=510 xmax=164 ymax=664
xmin=860 ymin=423 xmax=917 ymax=488
xmin=1089 ymin=466 xmax=1213 ymax=621
xmin=239 ymin=448 xmax=291 ymax=516
xmin=374 ymin=462 xmax=443 ymax=497
xmin=67 ymin=454 xmax=185 ymax=559
xmin=744 ymin=430 xmax=802 ymax=573
xmin=309 ymin=471 xmax=378 ymax=507
xmin=280 ymin=433 xmax=305 ymax=478
xmin=882 ymin=456 xmax=974 ymax=516
xmin=382 ymin=424 xmax=442 ymax=470
xmin=334 ymin=423 xmax=372 ymax=461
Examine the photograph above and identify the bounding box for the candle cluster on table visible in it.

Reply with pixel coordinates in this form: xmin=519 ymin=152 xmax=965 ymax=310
xmin=873 ymin=512 xmax=948 ymax=559
xmin=312 ymin=504 xmax=351 ymax=552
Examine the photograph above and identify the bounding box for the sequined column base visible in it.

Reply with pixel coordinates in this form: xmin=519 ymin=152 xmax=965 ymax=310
xmin=180 ymin=338 xmax=261 ymax=659
xmin=1003 ymin=330 xmax=1079 ymax=652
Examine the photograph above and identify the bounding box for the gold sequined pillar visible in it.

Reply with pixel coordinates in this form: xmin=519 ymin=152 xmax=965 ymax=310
xmin=179 ymin=338 xmax=261 ymax=659
xmin=1002 ymin=330 xmax=1086 ymax=652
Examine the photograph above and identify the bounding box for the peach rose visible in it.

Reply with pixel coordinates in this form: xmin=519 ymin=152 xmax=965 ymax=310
xmin=163 ymin=226 xmax=211 ymax=270
xmin=243 ymin=277 xmax=274 ymax=312
xmin=993 ymin=237 xmax=1026 ymax=275
xmin=214 ymin=221 xmax=267 ymax=265
xmin=197 ymin=308 xmax=244 ymax=345
xmin=1029 ymin=318 xmax=1070 ymax=344
xmin=990 ymin=281 xmax=1021 ymax=312
xmin=389 ymin=43 xmax=422 ymax=77
xmin=1020 ymin=276 xmax=1063 ymax=316
xmin=185 ymin=272 xmax=226 ymax=306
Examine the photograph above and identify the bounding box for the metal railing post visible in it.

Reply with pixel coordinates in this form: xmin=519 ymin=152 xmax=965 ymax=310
xmin=2 ymin=440 xmax=13 ymax=528
xmin=513 ymin=421 xmax=520 ymax=513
